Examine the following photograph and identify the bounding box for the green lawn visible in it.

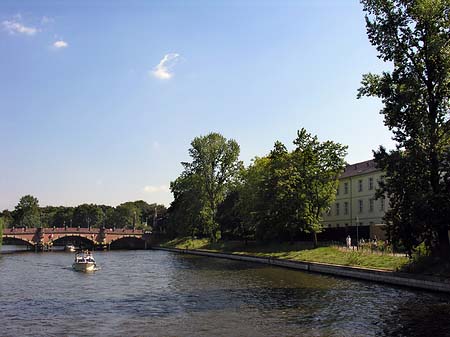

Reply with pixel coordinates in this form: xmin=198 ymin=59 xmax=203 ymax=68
xmin=160 ymin=237 xmax=409 ymax=271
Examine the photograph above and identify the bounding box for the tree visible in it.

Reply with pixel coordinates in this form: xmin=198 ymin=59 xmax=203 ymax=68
xmin=0 ymin=210 xmax=14 ymax=228
xmin=216 ymin=190 xmax=245 ymax=240
xmin=40 ymin=206 xmax=59 ymax=228
xmin=291 ymin=129 xmax=347 ymax=247
xmin=358 ymin=0 xmax=450 ymax=256
xmin=255 ymin=141 xmax=294 ymax=241
xmin=72 ymin=204 xmax=104 ymax=228
xmin=222 ymin=131 xmax=347 ymax=246
xmin=52 ymin=207 xmax=74 ymax=227
xmin=235 ymin=157 xmax=270 ymax=242
xmin=179 ymin=133 xmax=243 ymax=241
xmin=114 ymin=202 xmax=141 ymax=229
xmin=167 ymin=172 xmax=209 ymax=237
xmin=14 ymin=195 xmax=41 ymax=228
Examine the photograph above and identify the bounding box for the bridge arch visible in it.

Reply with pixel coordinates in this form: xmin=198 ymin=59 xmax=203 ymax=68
xmin=2 ymin=236 xmax=35 ymax=247
xmin=52 ymin=235 xmax=96 ymax=249
xmin=109 ymin=236 xmax=146 ymax=250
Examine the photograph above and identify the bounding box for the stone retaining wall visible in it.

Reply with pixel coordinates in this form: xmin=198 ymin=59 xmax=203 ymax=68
xmin=154 ymin=247 xmax=450 ymax=293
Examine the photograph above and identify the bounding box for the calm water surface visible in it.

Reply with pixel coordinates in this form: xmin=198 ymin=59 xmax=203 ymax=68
xmin=1 ymin=248 xmax=449 ymax=337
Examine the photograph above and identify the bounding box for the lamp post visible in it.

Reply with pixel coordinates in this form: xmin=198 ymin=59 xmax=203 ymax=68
xmin=356 ymin=216 xmax=359 ymax=250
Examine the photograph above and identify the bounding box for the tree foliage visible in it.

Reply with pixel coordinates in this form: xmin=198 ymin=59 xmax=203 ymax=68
xmin=14 ymin=195 xmax=41 ymax=228
xmin=169 ymin=130 xmax=347 ymax=246
xmin=291 ymin=129 xmax=348 ymax=246
xmin=2 ymin=196 xmax=166 ymax=231
xmin=72 ymin=204 xmax=105 ymax=228
xmin=170 ymin=133 xmax=243 ymax=240
xmin=358 ymin=0 xmax=450 ymax=256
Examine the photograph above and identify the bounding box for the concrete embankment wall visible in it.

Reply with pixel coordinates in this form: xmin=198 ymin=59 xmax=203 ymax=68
xmin=154 ymin=247 xmax=450 ymax=294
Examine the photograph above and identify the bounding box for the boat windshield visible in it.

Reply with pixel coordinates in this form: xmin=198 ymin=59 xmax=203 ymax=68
xmin=74 ymin=252 xmax=95 ymax=263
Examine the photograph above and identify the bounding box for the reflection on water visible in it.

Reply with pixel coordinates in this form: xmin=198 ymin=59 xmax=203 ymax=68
xmin=0 ymin=250 xmax=449 ymax=337
xmin=1 ymin=244 xmax=30 ymax=252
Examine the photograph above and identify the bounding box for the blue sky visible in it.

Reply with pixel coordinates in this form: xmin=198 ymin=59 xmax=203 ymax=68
xmin=0 ymin=0 xmax=393 ymax=210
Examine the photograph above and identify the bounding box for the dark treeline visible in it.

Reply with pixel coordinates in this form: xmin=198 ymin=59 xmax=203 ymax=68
xmin=0 ymin=195 xmax=167 ymax=231
xmin=165 ymin=129 xmax=347 ymax=247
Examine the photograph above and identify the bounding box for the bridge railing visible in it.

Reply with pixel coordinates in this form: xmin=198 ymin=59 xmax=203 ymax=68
xmin=3 ymin=227 xmax=145 ymax=235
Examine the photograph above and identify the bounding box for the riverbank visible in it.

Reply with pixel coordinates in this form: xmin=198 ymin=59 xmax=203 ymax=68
xmin=160 ymin=238 xmax=408 ymax=270
xmin=157 ymin=238 xmax=450 ymax=293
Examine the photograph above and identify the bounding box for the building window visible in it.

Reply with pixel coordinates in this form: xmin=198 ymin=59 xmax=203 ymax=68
xmin=344 ymin=201 xmax=349 ymax=215
xmin=344 ymin=182 xmax=348 ymax=194
xmin=336 ymin=186 xmax=340 ymax=196
xmin=336 ymin=202 xmax=340 ymax=216
xmin=369 ymin=198 xmax=374 ymax=212
xmin=358 ymin=179 xmax=363 ymax=192
xmin=369 ymin=177 xmax=374 ymax=190
xmin=328 ymin=224 xmax=331 ymax=228
xmin=358 ymin=199 xmax=363 ymax=213
xmin=336 ymin=223 xmax=340 ymax=228
xmin=380 ymin=197 xmax=385 ymax=211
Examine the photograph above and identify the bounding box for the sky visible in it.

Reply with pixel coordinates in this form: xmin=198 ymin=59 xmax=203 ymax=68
xmin=0 ymin=0 xmax=394 ymax=210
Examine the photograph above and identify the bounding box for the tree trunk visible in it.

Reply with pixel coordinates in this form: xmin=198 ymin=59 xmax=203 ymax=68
xmin=312 ymin=231 xmax=318 ymax=248
xmin=438 ymin=225 xmax=450 ymax=258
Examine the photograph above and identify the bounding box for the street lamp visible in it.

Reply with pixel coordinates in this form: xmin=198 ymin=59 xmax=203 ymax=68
xmin=356 ymin=216 xmax=359 ymax=250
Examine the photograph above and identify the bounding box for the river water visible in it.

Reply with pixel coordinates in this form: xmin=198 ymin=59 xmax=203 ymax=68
xmin=1 ymin=247 xmax=450 ymax=337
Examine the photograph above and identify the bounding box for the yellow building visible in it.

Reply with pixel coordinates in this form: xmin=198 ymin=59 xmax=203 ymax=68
xmin=321 ymin=159 xmax=387 ymax=239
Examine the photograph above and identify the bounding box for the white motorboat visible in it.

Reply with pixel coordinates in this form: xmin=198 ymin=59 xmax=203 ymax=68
xmin=72 ymin=251 xmax=97 ymax=272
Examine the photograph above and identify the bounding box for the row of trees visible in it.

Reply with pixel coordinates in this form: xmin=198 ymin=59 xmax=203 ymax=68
xmin=166 ymin=130 xmax=347 ymax=246
xmin=359 ymin=0 xmax=450 ymax=257
xmin=0 ymin=195 xmax=167 ymax=230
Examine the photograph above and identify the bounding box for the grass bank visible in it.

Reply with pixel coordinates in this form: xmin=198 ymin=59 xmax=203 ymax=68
xmin=159 ymin=237 xmax=409 ymax=271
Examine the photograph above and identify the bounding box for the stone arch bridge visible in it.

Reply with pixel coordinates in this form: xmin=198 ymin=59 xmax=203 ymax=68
xmin=2 ymin=227 xmax=152 ymax=251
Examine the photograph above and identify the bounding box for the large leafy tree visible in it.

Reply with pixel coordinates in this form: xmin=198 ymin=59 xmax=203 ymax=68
xmin=358 ymin=0 xmax=450 ymax=256
xmin=72 ymin=204 xmax=104 ymax=228
xmin=180 ymin=133 xmax=243 ymax=241
xmin=291 ymin=129 xmax=347 ymax=247
xmin=14 ymin=195 xmax=41 ymax=228
xmin=227 ymin=131 xmax=346 ymax=245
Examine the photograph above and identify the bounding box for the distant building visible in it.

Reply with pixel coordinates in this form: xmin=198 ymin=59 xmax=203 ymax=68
xmin=321 ymin=159 xmax=387 ymax=239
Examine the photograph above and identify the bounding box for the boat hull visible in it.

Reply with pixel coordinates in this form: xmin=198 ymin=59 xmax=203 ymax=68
xmin=72 ymin=262 xmax=96 ymax=272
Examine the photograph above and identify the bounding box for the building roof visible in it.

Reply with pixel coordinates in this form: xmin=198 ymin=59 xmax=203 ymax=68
xmin=340 ymin=159 xmax=380 ymax=179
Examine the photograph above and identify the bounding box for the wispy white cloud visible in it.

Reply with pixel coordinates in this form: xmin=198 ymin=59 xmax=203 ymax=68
xmin=151 ymin=53 xmax=180 ymax=80
xmin=2 ymin=19 xmax=38 ymax=35
xmin=143 ymin=185 xmax=169 ymax=193
xmin=53 ymin=40 xmax=68 ymax=48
